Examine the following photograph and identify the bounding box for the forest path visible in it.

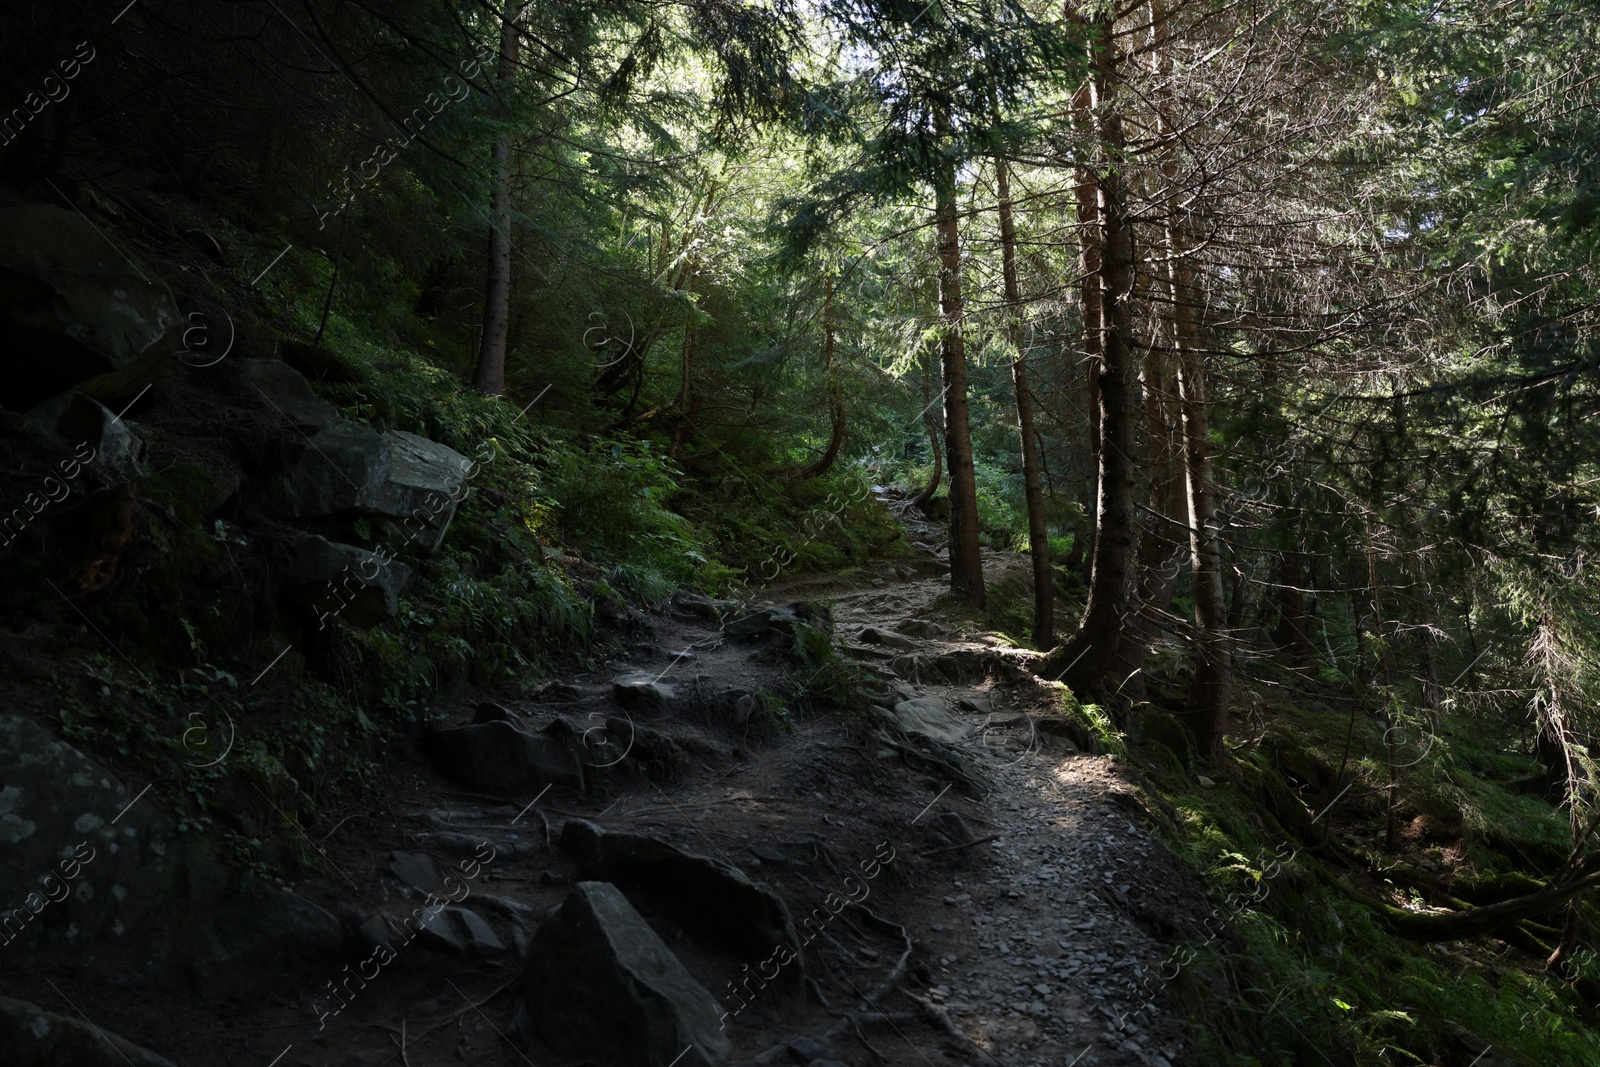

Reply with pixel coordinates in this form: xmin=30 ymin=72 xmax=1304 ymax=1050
xmin=231 ymin=540 xmax=1205 ymax=1067
xmin=742 ymin=546 xmax=1205 ymax=1067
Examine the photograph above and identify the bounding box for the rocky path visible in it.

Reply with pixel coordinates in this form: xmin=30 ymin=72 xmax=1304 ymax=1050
xmin=756 ymin=553 xmax=1205 ymax=1067
xmin=253 ymin=546 xmax=1206 ymax=1067
xmin=2 ymin=542 xmax=1208 ymax=1067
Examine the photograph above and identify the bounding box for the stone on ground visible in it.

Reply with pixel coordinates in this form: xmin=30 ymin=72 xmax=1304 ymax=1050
xmin=522 ymin=881 xmax=730 ymax=1067
xmin=856 ymin=625 xmax=919 ymax=651
xmin=427 ymin=718 xmax=585 ymax=792
xmin=415 ymin=905 xmax=506 ymax=958
xmin=611 ymin=672 xmax=679 ymax=716
xmin=889 ymin=696 xmax=973 ymax=744
xmin=237 ymin=358 xmax=342 ymax=428
xmin=723 ymin=606 xmax=801 ymax=638
xmin=387 ymin=851 xmax=441 ymax=894
xmin=671 ymin=591 xmax=738 ymax=619
xmin=560 ymin=818 xmax=805 ymax=974
xmin=24 ymin=391 xmax=146 ymax=477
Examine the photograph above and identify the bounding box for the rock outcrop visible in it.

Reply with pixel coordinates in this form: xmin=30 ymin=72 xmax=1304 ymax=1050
xmin=0 ymin=995 xmax=176 ymax=1067
xmin=0 ymin=205 xmax=181 ymax=410
xmin=0 ymin=715 xmax=345 ymax=995
xmin=238 ymin=359 xmax=472 ymax=552
xmin=285 ymin=534 xmax=413 ymax=628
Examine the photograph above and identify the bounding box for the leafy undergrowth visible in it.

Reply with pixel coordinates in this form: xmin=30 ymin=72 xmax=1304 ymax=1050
xmin=1112 ymin=683 xmax=1600 ymax=1064
xmin=49 ymin=651 xmax=386 ymax=881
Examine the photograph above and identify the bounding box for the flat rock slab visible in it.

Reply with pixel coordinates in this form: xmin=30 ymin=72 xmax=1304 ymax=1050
xmin=857 ymin=626 xmax=920 ymax=651
xmin=388 ymin=851 xmax=442 ymax=895
xmin=890 ymin=697 xmax=973 ymax=744
xmin=428 ymin=718 xmax=585 ymax=792
xmin=611 ymin=672 xmax=679 ymax=717
xmin=785 ymin=1036 xmax=835 ymax=1062
xmin=416 ymin=904 xmax=506 ymax=959
xmin=523 ymin=881 xmax=730 ymax=1067
xmin=560 ymin=819 xmax=804 ymax=976
xmin=242 ymin=360 xmax=473 ymax=550
xmin=893 ymin=618 xmax=939 ymax=638
xmin=0 ymin=995 xmax=176 ymax=1067
xmin=533 ymin=681 xmax=588 ymax=702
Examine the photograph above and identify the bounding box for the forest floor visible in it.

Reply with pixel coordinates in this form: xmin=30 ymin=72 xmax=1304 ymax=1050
xmin=13 ymin=526 xmax=1213 ymax=1067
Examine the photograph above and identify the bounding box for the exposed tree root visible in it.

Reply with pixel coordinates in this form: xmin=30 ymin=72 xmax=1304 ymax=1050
xmin=905 ymin=991 xmax=1002 ymax=1066
xmin=1328 ymin=856 xmax=1600 ymax=941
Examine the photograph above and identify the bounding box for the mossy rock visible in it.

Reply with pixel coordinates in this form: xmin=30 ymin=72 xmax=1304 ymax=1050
xmin=281 ymin=339 xmax=367 ymax=384
xmin=141 ymin=457 xmax=240 ymax=518
xmin=1270 ymin=736 xmax=1339 ymax=795
xmin=1136 ymin=710 xmax=1197 ymax=773
xmin=1036 ymin=714 xmax=1093 ymax=753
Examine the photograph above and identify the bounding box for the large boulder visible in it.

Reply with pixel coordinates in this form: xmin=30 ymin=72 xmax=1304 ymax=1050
xmin=239 ymin=360 xmax=473 ymax=552
xmin=0 ymin=995 xmax=175 ymax=1067
xmin=237 ymin=358 xmax=342 ymax=429
xmin=285 ymin=535 xmax=413 ymax=628
xmin=428 ymin=717 xmax=586 ymax=792
xmin=0 ymin=205 xmax=180 ymax=411
xmin=723 ymin=606 xmax=804 ymax=639
xmin=369 ymin=430 xmax=472 ymax=551
xmin=24 ymin=391 xmax=145 ymax=477
xmin=0 ymin=715 xmax=345 ymax=994
xmin=560 ymin=818 xmax=804 ymax=977
xmin=523 ymin=881 xmax=731 ymax=1067
xmin=259 ymin=415 xmax=389 ymax=519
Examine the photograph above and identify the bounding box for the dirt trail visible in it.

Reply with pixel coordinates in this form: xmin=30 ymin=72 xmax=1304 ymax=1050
xmin=110 ymin=546 xmax=1206 ymax=1067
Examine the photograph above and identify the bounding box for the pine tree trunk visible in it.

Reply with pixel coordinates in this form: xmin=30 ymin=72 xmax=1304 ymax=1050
xmin=1176 ymin=302 xmax=1229 ymax=755
xmin=995 ymin=158 xmax=1053 ymax=646
xmin=1073 ymin=96 xmax=1103 ymax=587
xmin=912 ymin=407 xmax=943 ymax=509
xmin=670 ymin=269 xmax=697 ymax=456
xmin=1113 ymin=334 xmax=1184 ymax=702
xmin=1272 ymin=546 xmax=1318 ymax=668
xmin=801 ymin=276 xmax=846 ymax=479
xmin=472 ymin=1 xmax=522 ymax=396
xmin=1047 ymin=21 xmax=1139 ymax=699
xmin=1150 ymin=0 xmax=1229 ymax=753
xmin=934 ymin=118 xmax=985 ymax=609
